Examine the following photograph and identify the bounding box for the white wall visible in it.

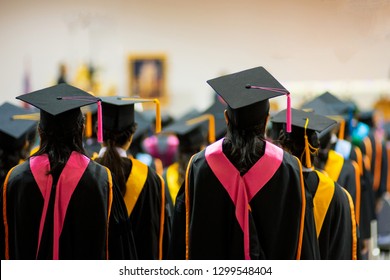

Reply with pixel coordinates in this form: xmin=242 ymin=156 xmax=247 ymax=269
xmin=1 ymin=0 xmax=390 ymax=117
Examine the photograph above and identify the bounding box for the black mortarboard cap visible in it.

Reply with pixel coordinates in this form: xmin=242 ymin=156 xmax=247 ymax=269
xmin=271 ymin=108 xmax=337 ymax=168
xmin=300 ymin=92 xmax=355 ymax=140
xmin=16 ymin=83 xmax=100 ymax=116
xmin=201 ymin=98 xmax=227 ymax=140
xmin=16 ymin=83 xmax=103 ymax=142
xmin=300 ymin=91 xmax=351 ymax=117
xmin=0 ymin=102 xmax=38 ymax=148
xmin=207 ymin=66 xmax=291 ymax=131
xmin=100 ymin=96 xmax=161 ymax=133
xmin=271 ymin=108 xmax=337 ymax=134
xmin=162 ymin=113 xmax=215 ymax=149
xmin=133 ymin=110 xmax=153 ymax=141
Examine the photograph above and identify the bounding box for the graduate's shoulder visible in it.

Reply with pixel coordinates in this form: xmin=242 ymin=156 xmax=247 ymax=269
xmin=130 ymin=157 xmax=163 ymax=184
xmin=332 ymin=181 xmax=353 ymax=211
xmin=275 ymin=144 xmax=302 ymax=172
xmin=5 ymin=159 xmax=32 ymax=183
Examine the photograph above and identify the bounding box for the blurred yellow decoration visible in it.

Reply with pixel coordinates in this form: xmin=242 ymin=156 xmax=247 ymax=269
xmin=374 ymin=96 xmax=390 ymax=122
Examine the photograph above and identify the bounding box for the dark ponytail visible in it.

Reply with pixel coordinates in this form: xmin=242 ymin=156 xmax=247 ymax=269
xmin=99 ymin=123 xmax=137 ymax=196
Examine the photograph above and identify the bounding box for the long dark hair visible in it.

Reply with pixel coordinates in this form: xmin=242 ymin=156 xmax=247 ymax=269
xmin=99 ymin=123 xmax=137 ymax=195
xmin=222 ymin=109 xmax=268 ymax=175
xmin=35 ymin=110 xmax=86 ymax=177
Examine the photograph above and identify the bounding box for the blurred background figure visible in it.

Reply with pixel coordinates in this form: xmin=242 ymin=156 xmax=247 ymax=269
xmin=300 ymin=91 xmax=375 ymax=259
xmin=142 ymin=112 xmax=179 ymax=169
xmin=82 ymin=103 xmax=100 ymax=158
xmin=357 ymin=110 xmax=388 ymax=202
xmin=0 ymin=102 xmax=38 ymax=185
xmin=2 ymin=84 xmax=136 ymax=260
xmin=169 ymin=67 xmax=310 ymax=260
xmin=161 ymin=113 xmax=215 ymax=218
xmin=128 ymin=111 xmax=158 ymax=167
xmin=94 ymin=96 xmax=167 ymax=260
xmin=271 ymin=108 xmax=358 ymax=259
xmin=56 ymin=63 xmax=68 ymax=84
xmin=356 ymin=109 xmax=389 ymax=259
xmin=200 ymin=93 xmax=227 ymax=141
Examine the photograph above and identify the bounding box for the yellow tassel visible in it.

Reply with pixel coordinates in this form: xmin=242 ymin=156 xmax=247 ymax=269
xmin=120 ymin=97 xmax=161 ymax=133
xmin=304 ymin=134 xmax=312 ymax=168
xmin=85 ymin=111 xmax=92 ymax=138
xmin=154 ymin=99 xmax=161 ymax=133
xmin=185 ymin=113 xmax=216 ymax=144
xmin=304 ymin=118 xmax=312 ymax=168
xmin=12 ymin=113 xmax=40 ymax=121
xmin=338 ymin=119 xmax=345 ymax=140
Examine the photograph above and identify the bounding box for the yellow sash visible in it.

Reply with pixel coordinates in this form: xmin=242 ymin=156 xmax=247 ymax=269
xmin=166 ymin=162 xmax=181 ymax=206
xmin=30 ymin=146 xmax=39 ymax=156
xmin=313 ymin=170 xmax=335 ymax=238
xmin=90 ymin=152 xmax=99 ymax=161
xmin=341 ymin=187 xmax=358 ymax=260
xmin=324 ymin=150 xmax=344 ymax=182
xmin=123 ymin=158 xmax=148 ymax=216
xmin=102 ymin=167 xmax=113 ymax=260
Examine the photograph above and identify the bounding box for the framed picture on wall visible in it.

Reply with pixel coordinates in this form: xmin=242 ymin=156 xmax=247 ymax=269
xmin=128 ymin=53 xmax=168 ymax=105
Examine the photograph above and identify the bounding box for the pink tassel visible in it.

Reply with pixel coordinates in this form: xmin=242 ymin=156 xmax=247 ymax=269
xmin=97 ymin=100 xmax=103 ymax=143
xmin=286 ymin=93 xmax=292 ymax=133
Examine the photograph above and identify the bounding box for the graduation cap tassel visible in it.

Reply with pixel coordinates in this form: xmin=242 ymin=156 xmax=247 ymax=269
xmin=303 ymin=118 xmax=312 ymax=168
xmin=304 ymin=135 xmax=312 ymax=168
xmin=186 ymin=114 xmax=216 ymax=144
xmin=208 ymin=115 xmax=216 ymax=143
xmin=246 ymin=85 xmax=291 ymax=132
xmin=338 ymin=119 xmax=345 ymax=140
xmin=300 ymin=118 xmax=320 ymax=169
xmin=286 ymin=93 xmax=292 ymax=133
xmin=154 ymin=99 xmax=161 ymax=133
xmin=54 ymin=95 xmax=103 ymax=141
xmin=85 ymin=111 xmax=92 ymax=138
xmin=119 ymin=97 xmax=162 ymax=133
xmin=12 ymin=113 xmax=40 ymax=121
xmin=97 ymin=100 xmax=103 ymax=143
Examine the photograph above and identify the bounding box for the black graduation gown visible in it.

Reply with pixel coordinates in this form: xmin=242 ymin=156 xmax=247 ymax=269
xmin=346 ymin=145 xmax=375 ymax=241
xmin=305 ymin=170 xmax=358 ymax=259
xmin=168 ymin=139 xmax=311 ymax=260
xmin=324 ymin=150 xmax=359 ymax=208
xmin=360 ymin=133 xmax=388 ymax=200
xmin=162 ymin=162 xmax=181 ymax=217
xmin=83 ymin=137 xmax=101 ymax=158
xmin=301 ymin=172 xmax=321 ymax=260
xmin=95 ymin=156 xmax=166 ymax=260
xmin=1 ymin=152 xmax=136 ymax=260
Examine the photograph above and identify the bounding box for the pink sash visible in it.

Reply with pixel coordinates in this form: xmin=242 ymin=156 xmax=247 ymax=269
xmin=30 ymin=152 xmax=90 ymax=259
xmin=205 ymin=139 xmax=283 ymax=259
